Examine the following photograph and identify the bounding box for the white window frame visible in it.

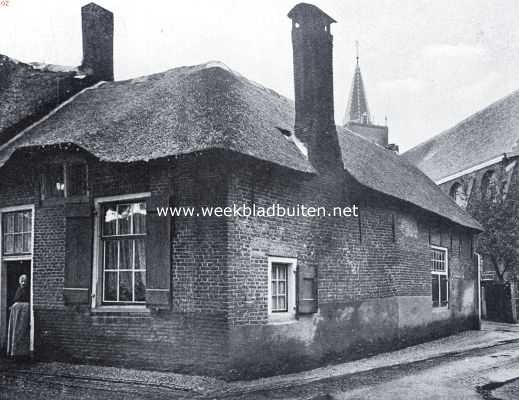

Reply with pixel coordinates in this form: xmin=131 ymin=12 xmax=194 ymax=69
xmin=267 ymin=256 xmax=297 ymax=322
xmin=91 ymin=192 xmax=150 ymax=311
xmin=431 ymin=245 xmax=449 ymax=310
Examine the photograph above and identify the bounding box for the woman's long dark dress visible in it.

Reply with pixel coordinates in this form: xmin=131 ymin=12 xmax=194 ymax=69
xmin=7 ymin=285 xmax=30 ymax=357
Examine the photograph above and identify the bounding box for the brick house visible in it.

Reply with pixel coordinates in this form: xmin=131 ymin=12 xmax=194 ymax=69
xmin=0 ymin=3 xmax=482 ymax=378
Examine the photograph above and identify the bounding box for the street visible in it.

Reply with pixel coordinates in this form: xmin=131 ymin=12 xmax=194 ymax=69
xmin=1 ymin=323 xmax=519 ymax=400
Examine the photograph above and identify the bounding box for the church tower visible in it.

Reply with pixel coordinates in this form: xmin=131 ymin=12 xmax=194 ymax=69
xmin=344 ymin=45 xmax=390 ymax=149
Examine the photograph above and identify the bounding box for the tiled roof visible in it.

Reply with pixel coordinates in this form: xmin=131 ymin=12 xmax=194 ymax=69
xmin=403 ymin=90 xmax=519 ymax=181
xmin=0 ymin=61 xmax=481 ymax=230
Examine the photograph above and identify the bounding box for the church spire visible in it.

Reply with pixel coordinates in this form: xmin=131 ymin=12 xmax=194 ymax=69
xmin=344 ymin=42 xmax=371 ymax=125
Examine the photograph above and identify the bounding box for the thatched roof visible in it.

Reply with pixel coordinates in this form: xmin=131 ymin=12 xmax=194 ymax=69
xmin=0 ymin=55 xmax=91 ymax=146
xmin=338 ymin=127 xmax=481 ymax=230
xmin=0 ymin=61 xmax=481 ymax=230
xmin=403 ymin=89 xmax=519 ymax=181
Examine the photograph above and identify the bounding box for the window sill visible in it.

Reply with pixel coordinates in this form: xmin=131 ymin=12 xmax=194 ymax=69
xmin=432 ymin=306 xmax=449 ymax=313
xmin=91 ymin=306 xmax=150 ymax=315
xmin=268 ymin=313 xmax=297 ymax=325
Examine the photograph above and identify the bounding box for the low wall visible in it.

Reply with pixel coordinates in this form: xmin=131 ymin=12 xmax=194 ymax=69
xmin=34 ymin=307 xmax=229 ymax=376
xmin=228 ymin=295 xmax=477 ymax=379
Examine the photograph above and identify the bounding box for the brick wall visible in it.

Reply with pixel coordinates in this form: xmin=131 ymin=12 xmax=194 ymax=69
xmin=225 ymin=154 xmax=477 ymax=378
xmin=0 ymin=148 xmax=478 ymax=377
xmin=0 ymin=150 xmax=230 ymax=375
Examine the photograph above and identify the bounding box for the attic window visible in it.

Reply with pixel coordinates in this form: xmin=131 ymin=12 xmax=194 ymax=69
xmin=277 ymin=127 xmax=308 ymax=159
xmin=277 ymin=127 xmax=292 ymax=137
xmin=41 ymin=162 xmax=88 ymax=200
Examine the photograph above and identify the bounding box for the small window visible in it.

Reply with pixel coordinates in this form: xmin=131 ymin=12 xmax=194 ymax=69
xmin=431 ymin=246 xmax=448 ymax=308
xmin=41 ymin=162 xmax=88 ymax=199
xmin=41 ymin=164 xmax=65 ymax=199
xmin=101 ymin=201 xmax=147 ymax=304
xmin=268 ymin=257 xmax=297 ymax=321
xmin=2 ymin=210 xmax=32 ymax=255
xmin=449 ymin=182 xmax=467 ymax=208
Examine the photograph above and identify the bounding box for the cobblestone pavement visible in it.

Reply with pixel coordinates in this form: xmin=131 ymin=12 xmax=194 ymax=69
xmin=1 ymin=323 xmax=518 ymax=400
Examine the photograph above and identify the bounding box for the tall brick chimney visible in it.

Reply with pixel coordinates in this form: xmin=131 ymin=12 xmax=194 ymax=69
xmin=81 ymin=3 xmax=114 ymax=82
xmin=288 ymin=3 xmax=342 ymax=171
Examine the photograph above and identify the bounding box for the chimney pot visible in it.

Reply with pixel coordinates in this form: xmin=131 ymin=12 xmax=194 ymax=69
xmin=288 ymin=3 xmax=342 ymax=171
xmin=81 ymin=3 xmax=114 ymax=82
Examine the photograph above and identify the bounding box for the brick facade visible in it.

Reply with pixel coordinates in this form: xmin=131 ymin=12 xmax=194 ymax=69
xmin=0 ymin=148 xmax=478 ymax=378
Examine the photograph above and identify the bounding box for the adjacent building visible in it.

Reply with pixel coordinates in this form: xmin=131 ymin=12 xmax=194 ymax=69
xmin=403 ymin=90 xmax=519 ymax=282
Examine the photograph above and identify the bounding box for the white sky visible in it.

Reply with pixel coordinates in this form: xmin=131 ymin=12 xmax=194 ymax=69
xmin=1 ymin=0 xmax=519 ymax=151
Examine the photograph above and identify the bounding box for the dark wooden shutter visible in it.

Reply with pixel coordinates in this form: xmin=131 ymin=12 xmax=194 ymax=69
xmin=145 ymin=193 xmax=171 ymax=309
xmin=64 ymin=202 xmax=93 ymax=304
xmin=297 ymin=263 xmax=317 ymax=314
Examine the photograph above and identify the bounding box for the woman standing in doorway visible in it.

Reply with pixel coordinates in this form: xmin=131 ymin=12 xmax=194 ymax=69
xmin=7 ymin=274 xmax=30 ymax=359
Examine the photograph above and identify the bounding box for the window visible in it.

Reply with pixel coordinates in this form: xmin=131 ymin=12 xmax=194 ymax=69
xmin=449 ymin=182 xmax=467 ymax=208
xmin=271 ymin=263 xmax=288 ymax=312
xmin=431 ymin=246 xmax=448 ymax=308
xmin=2 ymin=210 xmax=32 ymax=255
xmin=481 ymin=170 xmax=498 ymax=200
xmin=41 ymin=162 xmax=88 ymax=199
xmin=101 ymin=201 xmax=146 ymax=304
xmin=268 ymin=257 xmax=296 ymax=321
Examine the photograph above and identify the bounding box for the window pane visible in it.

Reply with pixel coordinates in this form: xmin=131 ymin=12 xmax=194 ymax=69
xmin=432 ymin=275 xmax=439 ymax=307
xmin=104 ymin=241 xmax=118 ymax=270
xmin=22 ymin=211 xmax=31 ymax=233
xmin=119 ymin=271 xmax=132 ymax=302
xmin=4 ymin=234 xmax=14 ymax=254
xmin=119 ymin=240 xmax=133 ymax=270
xmin=4 ymin=213 xmax=14 ymax=234
xmin=278 ymin=295 xmax=286 ymax=311
xmin=22 ymin=233 xmax=31 ymax=253
xmin=15 ymin=212 xmax=23 ymax=233
xmin=104 ymin=272 xmax=117 ymax=301
xmin=103 ymin=206 xmax=118 ymax=236
xmin=132 ymin=203 xmax=147 ymax=234
xmin=134 ymin=239 xmax=146 ymax=270
xmin=135 ymin=271 xmax=146 ymax=302
xmin=440 ymin=275 xmax=448 ymax=306
xmin=14 ymin=234 xmax=22 ymax=254
xmin=279 ymin=281 xmax=286 ymax=295
xmin=118 ymin=204 xmax=131 ymax=235
xmin=67 ymin=163 xmax=88 ymax=196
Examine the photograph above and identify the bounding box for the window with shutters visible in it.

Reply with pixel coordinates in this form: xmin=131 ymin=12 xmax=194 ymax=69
xmin=100 ymin=200 xmax=147 ymax=305
xmin=431 ymin=245 xmax=448 ymax=309
xmin=268 ymin=257 xmax=297 ymax=321
xmin=40 ymin=162 xmax=88 ymax=200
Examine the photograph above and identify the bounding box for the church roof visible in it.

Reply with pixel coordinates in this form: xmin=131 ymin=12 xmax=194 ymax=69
xmin=403 ymin=89 xmax=519 ymax=182
xmin=0 ymin=54 xmax=91 ymax=146
xmin=0 ymin=61 xmax=481 ymax=231
xmin=344 ymin=61 xmax=371 ymax=125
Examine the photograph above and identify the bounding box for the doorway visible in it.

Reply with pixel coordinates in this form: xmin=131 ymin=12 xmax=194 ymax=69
xmin=2 ymin=260 xmax=31 ymax=354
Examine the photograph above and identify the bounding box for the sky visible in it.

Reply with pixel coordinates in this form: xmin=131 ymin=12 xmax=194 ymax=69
xmin=1 ymin=0 xmax=519 ymax=151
